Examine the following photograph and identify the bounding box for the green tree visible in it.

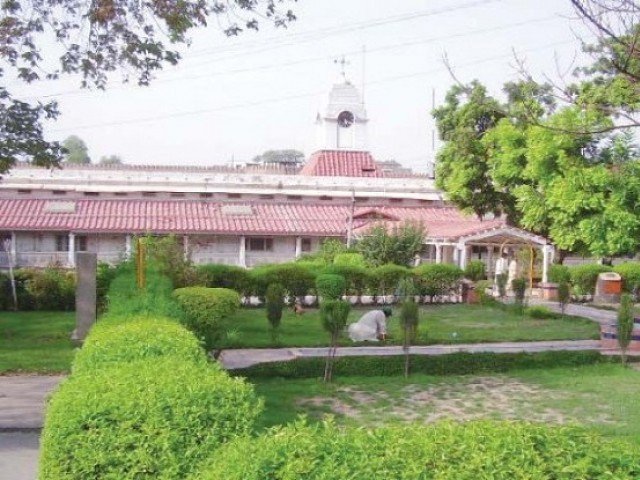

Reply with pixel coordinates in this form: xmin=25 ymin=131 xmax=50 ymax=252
xmin=99 ymin=155 xmax=123 ymax=166
xmin=397 ymin=278 xmax=419 ymax=378
xmin=0 ymin=1 xmax=296 ymax=174
xmin=432 ymin=81 xmax=508 ymax=220
xmin=557 ymin=281 xmax=571 ymax=316
xmin=320 ymin=299 xmax=350 ymax=383
xmin=356 ymin=222 xmax=425 ymax=267
xmin=265 ymin=283 xmax=285 ymax=343
xmin=62 ymin=135 xmax=91 ymax=165
xmin=252 ymin=149 xmax=305 ymax=166
xmin=617 ymin=293 xmax=635 ymax=367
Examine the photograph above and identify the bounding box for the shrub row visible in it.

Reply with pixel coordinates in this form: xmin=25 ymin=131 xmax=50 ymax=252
xmin=0 ymin=267 xmax=75 ymax=311
xmin=194 ymin=261 xmax=463 ymax=299
xmin=232 ymin=350 xmax=606 ymax=379
xmin=194 ymin=419 xmax=640 ymax=480
xmin=41 ymin=266 xmax=262 ymax=480
xmin=549 ymin=262 xmax=640 ymax=296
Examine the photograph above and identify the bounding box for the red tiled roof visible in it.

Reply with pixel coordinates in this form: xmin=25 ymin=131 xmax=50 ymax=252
xmin=0 ymin=199 xmax=503 ymax=240
xmin=299 ymin=150 xmax=383 ymax=177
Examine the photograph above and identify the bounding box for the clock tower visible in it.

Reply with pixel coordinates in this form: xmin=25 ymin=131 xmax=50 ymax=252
xmin=315 ymin=78 xmax=368 ymax=151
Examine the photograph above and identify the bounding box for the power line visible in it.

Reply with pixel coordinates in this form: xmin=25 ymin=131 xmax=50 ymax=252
xmin=31 ymin=14 xmax=558 ymax=101
xmin=49 ymin=39 xmax=577 ymax=134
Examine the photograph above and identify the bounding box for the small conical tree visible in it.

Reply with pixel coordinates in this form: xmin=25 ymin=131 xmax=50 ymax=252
xmin=265 ymin=283 xmax=285 ymax=343
xmin=557 ymin=281 xmax=571 ymax=316
xmin=320 ymin=300 xmax=351 ymax=382
xmin=397 ymin=278 xmax=420 ymax=377
xmin=617 ymin=293 xmax=634 ymax=367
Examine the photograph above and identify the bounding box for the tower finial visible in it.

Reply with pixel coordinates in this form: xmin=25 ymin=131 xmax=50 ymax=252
xmin=334 ymin=55 xmax=350 ymax=83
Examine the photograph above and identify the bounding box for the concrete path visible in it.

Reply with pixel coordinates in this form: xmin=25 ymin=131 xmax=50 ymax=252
xmin=0 ymin=376 xmax=64 ymax=431
xmin=0 ymin=432 xmax=40 ymax=480
xmin=528 ymin=299 xmax=616 ymax=326
xmin=219 ymin=340 xmax=601 ymax=369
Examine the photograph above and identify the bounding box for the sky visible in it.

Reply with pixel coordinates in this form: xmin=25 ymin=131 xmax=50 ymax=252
xmin=11 ymin=0 xmax=595 ymax=172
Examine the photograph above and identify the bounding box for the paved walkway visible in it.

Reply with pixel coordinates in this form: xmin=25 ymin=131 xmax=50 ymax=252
xmin=528 ymin=299 xmax=617 ymax=326
xmin=219 ymin=340 xmax=602 ymax=369
xmin=0 ymin=376 xmax=63 ymax=431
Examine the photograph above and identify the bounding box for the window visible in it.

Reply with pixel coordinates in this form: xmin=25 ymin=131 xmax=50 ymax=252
xmin=390 ymin=198 xmax=403 ymax=204
xmin=51 ymin=190 xmax=67 ymax=195
xmin=199 ymin=192 xmax=213 ymax=198
xmin=246 ymin=238 xmax=273 ymax=252
xmin=227 ymin=193 xmax=242 ymax=199
xmin=55 ymin=235 xmax=69 ymax=252
xmin=17 ymin=189 xmax=31 ymax=195
xmin=301 ymin=238 xmax=312 ymax=252
xmin=319 ymin=195 xmax=333 ymax=201
xmin=142 ymin=192 xmax=157 ymax=197
xmin=259 ymin=194 xmax=274 ymax=200
xmin=170 ymin=192 xmax=185 ymax=198
xmin=287 ymin=195 xmax=302 ymax=201
xmin=76 ymin=235 xmax=88 ymax=252
xmin=83 ymin=191 xmax=100 ymax=197
xmin=114 ymin=192 xmax=128 ymax=197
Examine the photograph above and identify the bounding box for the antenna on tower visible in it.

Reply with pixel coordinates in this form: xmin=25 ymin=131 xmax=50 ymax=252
xmin=361 ymin=45 xmax=366 ymax=104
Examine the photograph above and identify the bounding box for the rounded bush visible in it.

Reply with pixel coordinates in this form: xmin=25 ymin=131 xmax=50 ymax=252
xmin=615 ymin=262 xmax=640 ymax=294
xmin=548 ymin=264 xmax=571 ymax=284
xmin=40 ymin=357 xmax=262 ymax=480
xmin=250 ymin=263 xmax=316 ymax=300
xmin=196 ymin=264 xmax=253 ymax=295
xmin=194 ymin=420 xmax=640 ymax=479
xmin=568 ymin=264 xmax=610 ymax=295
xmin=315 ymin=274 xmax=346 ymax=300
xmin=72 ymin=316 xmax=206 ymax=375
xmin=371 ymin=263 xmax=409 ymax=295
xmin=464 ymin=259 xmax=486 ymax=281
xmin=173 ymin=287 xmax=240 ymax=346
xmin=321 ymin=264 xmax=369 ymax=295
xmin=414 ymin=263 xmax=463 ymax=299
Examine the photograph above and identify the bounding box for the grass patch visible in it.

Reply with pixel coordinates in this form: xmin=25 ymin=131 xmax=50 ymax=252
xmin=0 ymin=311 xmax=76 ymax=374
xmin=220 ymin=304 xmax=599 ymax=349
xmin=252 ymin=363 xmax=640 ymax=443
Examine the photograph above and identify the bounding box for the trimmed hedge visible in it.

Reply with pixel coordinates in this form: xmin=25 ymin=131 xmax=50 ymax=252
xmin=370 ymin=263 xmax=409 ymax=295
xmin=548 ymin=264 xmax=571 ymax=284
xmin=414 ymin=263 xmax=463 ymax=299
xmin=72 ymin=316 xmax=206 ymax=375
xmin=232 ymin=350 xmax=605 ymax=379
xmin=40 ymin=358 xmax=262 ymax=480
xmin=615 ymin=262 xmax=640 ymax=294
xmin=194 ymin=420 xmax=640 ymax=480
xmin=464 ymin=259 xmax=486 ymax=281
xmin=568 ymin=264 xmax=610 ymax=295
xmin=250 ymin=263 xmax=316 ymax=299
xmin=173 ymin=287 xmax=240 ymax=347
xmin=196 ymin=264 xmax=253 ymax=296
xmin=321 ymin=264 xmax=369 ymax=295
xmin=315 ymin=273 xmax=346 ymax=300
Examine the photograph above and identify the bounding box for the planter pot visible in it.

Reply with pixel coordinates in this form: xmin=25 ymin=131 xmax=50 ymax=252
xmin=540 ymin=282 xmax=559 ymax=302
xmin=249 ymin=296 xmax=262 ymax=307
xmin=360 ymin=295 xmax=374 ymax=305
xmin=303 ymin=295 xmax=317 ymax=307
xmin=347 ymin=295 xmax=359 ymax=305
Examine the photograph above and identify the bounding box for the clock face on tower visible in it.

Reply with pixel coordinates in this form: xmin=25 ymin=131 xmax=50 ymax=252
xmin=337 ymin=110 xmax=354 ymax=128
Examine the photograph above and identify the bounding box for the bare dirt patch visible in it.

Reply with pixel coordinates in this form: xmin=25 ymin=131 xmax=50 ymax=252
xmin=296 ymin=376 xmax=614 ymax=426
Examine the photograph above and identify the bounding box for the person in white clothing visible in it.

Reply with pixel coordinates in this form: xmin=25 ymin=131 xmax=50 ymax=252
xmin=348 ymin=308 xmax=392 ymax=342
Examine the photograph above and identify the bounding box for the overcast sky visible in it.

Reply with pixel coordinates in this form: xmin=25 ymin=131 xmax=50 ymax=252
xmin=11 ymin=0 xmax=594 ymax=172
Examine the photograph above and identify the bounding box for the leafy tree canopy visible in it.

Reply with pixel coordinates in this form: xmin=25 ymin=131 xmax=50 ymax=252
xmin=99 ymin=154 xmax=124 ymax=166
xmin=62 ymin=135 xmax=91 ymax=165
xmin=252 ymin=149 xmax=305 ymax=165
xmin=355 ymin=221 xmax=425 ymax=267
xmin=0 ymin=0 xmax=297 ymax=174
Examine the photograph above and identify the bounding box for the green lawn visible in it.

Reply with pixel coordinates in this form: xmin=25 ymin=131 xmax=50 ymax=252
xmin=220 ymin=304 xmax=599 ymax=349
xmin=0 ymin=311 xmax=77 ymax=374
xmin=252 ymin=364 xmax=640 ymax=443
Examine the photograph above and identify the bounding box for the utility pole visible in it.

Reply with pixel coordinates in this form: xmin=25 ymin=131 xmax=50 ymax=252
xmin=346 ymin=189 xmax=356 ymax=247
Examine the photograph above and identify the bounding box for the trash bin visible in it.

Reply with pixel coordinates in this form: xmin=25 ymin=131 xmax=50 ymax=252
xmin=594 ymin=272 xmax=622 ymax=304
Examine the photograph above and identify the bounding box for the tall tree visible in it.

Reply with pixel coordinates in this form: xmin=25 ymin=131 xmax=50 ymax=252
xmin=62 ymin=135 xmax=91 ymax=165
xmin=0 ymin=1 xmax=297 ymax=175
xmin=99 ymin=155 xmax=123 ymax=166
xmin=432 ymin=81 xmax=507 ymax=220
xmin=355 ymin=222 xmax=425 ymax=267
xmin=252 ymin=149 xmax=305 ymax=166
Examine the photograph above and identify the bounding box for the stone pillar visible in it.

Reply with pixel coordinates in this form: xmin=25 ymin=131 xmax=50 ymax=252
xmin=68 ymin=232 xmax=76 ymax=267
xmin=435 ymin=244 xmax=443 ymax=264
xmin=183 ymin=235 xmax=190 ymax=260
xmin=125 ymin=234 xmax=132 ymax=259
xmin=239 ymin=236 xmax=246 ymax=267
xmin=72 ymin=252 xmax=97 ymax=342
xmin=487 ymin=246 xmax=494 ymax=279
xmin=542 ymin=245 xmax=550 ymax=284
xmin=295 ymin=236 xmax=302 ymax=259
xmin=453 ymin=246 xmax=459 ymax=266
xmin=459 ymin=243 xmax=468 ymax=270
xmin=10 ymin=232 xmax=17 ymax=264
